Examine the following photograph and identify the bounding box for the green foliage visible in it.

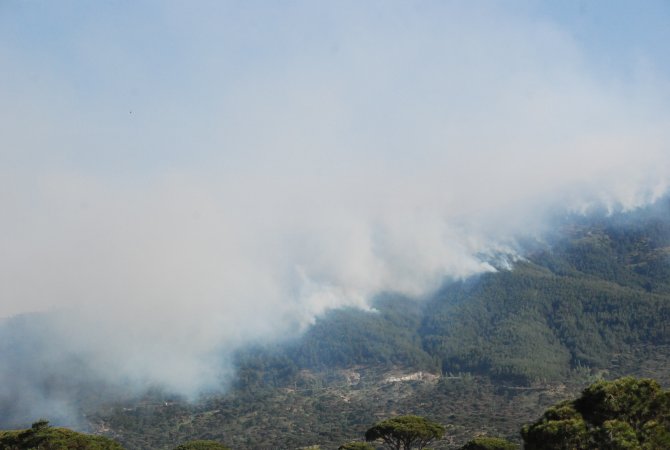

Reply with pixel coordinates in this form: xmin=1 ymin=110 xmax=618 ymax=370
xmin=291 ymin=295 xmax=437 ymax=371
xmin=422 ymin=266 xmax=575 ymax=383
xmin=365 ymin=415 xmax=445 ymax=449
xmin=172 ymin=440 xmax=230 ymax=450
xmin=460 ymin=436 xmax=518 ymax=450
xmin=422 ymin=208 xmax=670 ymax=384
xmin=521 ymin=414 xmax=589 ymax=449
xmin=90 ymin=199 xmax=670 ymax=449
xmin=233 ymin=294 xmax=437 ymax=392
xmin=576 ymin=377 xmax=665 ymax=427
xmin=522 ymin=377 xmax=670 ymax=449
xmin=338 ymin=441 xmax=376 ymax=450
xmin=0 ymin=420 xmax=125 ymax=450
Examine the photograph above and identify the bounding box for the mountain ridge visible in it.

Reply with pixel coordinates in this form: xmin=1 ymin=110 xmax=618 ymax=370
xmin=3 ymin=198 xmax=670 ymax=448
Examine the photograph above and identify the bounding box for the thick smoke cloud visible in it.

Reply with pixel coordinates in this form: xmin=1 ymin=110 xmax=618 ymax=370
xmin=1 ymin=1 xmax=669 ymax=421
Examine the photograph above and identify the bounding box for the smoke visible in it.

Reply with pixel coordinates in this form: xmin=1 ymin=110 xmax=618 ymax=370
xmin=1 ymin=1 xmax=670 ymax=423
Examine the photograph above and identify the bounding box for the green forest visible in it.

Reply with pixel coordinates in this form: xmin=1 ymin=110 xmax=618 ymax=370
xmin=4 ymin=376 xmax=670 ymax=449
xmin=3 ymin=199 xmax=670 ymax=449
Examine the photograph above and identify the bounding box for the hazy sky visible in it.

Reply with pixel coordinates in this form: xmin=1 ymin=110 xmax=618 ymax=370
xmin=1 ymin=1 xmax=670 ymax=393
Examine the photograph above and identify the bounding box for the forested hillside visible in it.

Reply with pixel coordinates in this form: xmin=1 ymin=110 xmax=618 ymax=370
xmin=231 ymin=198 xmax=670 ymax=387
xmin=2 ymin=199 xmax=669 ymax=449
xmin=10 ymin=376 xmax=670 ymax=449
xmin=88 ymin=199 xmax=670 ymax=449
xmin=422 ymin=200 xmax=670 ymax=384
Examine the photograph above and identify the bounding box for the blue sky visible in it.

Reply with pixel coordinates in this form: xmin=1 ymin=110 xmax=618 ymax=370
xmin=1 ymin=1 xmax=670 ymax=393
xmin=533 ymin=1 xmax=670 ymax=74
xmin=2 ymin=1 xmax=669 ymax=175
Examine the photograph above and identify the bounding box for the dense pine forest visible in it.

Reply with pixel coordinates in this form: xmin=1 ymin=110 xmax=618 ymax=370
xmin=3 ymin=198 xmax=670 ymax=449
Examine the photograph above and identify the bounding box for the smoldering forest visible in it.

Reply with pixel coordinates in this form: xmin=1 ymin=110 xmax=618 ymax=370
xmin=1 ymin=1 xmax=670 ymax=428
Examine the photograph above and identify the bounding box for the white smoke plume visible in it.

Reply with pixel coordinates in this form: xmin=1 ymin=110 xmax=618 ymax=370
xmin=1 ymin=1 xmax=669 ymax=410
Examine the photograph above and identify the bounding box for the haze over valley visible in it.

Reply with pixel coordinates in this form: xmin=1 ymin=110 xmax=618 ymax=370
xmin=2 ymin=2 xmax=670 ymax=448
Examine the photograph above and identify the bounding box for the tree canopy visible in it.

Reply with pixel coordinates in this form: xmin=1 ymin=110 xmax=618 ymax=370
xmin=338 ymin=442 xmax=376 ymax=450
xmin=522 ymin=377 xmax=670 ymax=449
xmin=0 ymin=419 xmax=124 ymax=450
xmin=460 ymin=436 xmax=519 ymax=450
xmin=365 ymin=415 xmax=445 ymax=450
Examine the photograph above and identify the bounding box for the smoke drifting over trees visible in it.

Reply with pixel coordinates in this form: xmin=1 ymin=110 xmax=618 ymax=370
xmin=1 ymin=1 xmax=670 ymax=423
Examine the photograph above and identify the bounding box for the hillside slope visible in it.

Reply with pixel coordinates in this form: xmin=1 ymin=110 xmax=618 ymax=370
xmin=95 ymin=199 xmax=670 ymax=449
xmin=0 ymin=420 xmax=124 ymax=450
